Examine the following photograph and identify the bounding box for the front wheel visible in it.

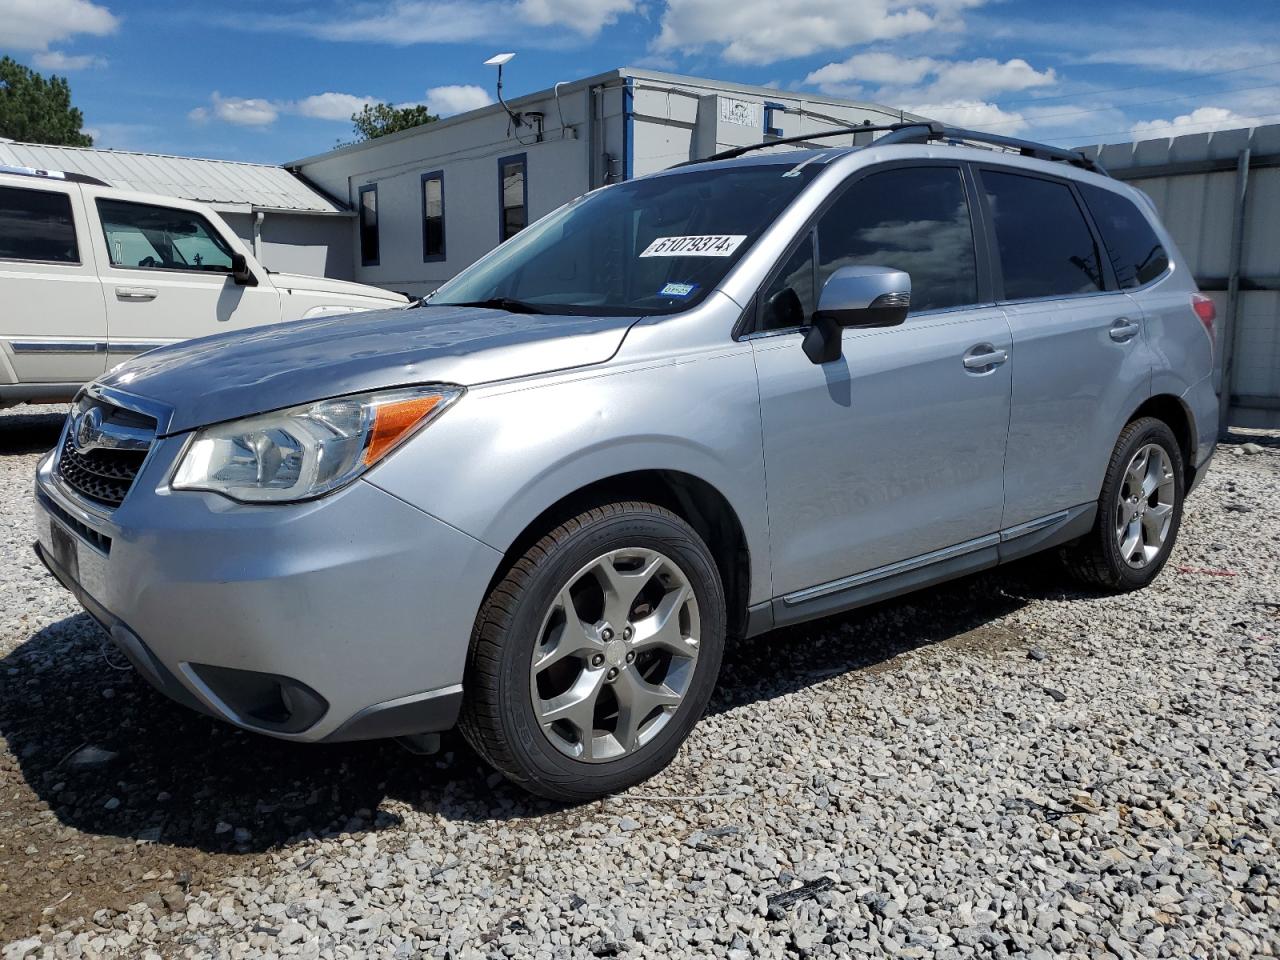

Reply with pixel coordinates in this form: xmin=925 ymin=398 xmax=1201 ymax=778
xmin=1061 ymin=417 xmax=1185 ymax=591
xmin=459 ymin=501 xmax=726 ymax=802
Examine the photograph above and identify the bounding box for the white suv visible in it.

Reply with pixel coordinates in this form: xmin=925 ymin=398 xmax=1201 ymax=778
xmin=0 ymin=164 xmax=408 ymax=407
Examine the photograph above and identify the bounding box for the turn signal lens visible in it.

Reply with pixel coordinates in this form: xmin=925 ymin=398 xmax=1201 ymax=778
xmin=364 ymin=395 xmax=443 ymax=466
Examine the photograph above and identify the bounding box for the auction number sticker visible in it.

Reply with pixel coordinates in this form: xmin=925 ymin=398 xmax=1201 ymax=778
xmin=640 ymin=235 xmax=747 ymax=258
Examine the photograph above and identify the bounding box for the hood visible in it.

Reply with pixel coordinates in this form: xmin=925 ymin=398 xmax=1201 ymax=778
xmin=99 ymin=305 xmax=638 ymax=434
xmin=270 ymin=271 xmax=409 ymax=304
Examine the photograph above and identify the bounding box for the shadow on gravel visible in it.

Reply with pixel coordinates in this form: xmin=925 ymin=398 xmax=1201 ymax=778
xmin=0 ymin=556 xmax=1085 ymax=864
xmin=0 ymin=409 xmax=65 ymax=455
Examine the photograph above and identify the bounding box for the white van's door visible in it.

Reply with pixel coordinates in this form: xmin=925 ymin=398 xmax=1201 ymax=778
xmin=81 ymin=188 xmax=280 ymax=368
xmin=0 ymin=177 xmax=108 ymax=389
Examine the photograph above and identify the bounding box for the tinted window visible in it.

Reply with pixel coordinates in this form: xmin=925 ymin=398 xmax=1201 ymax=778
xmin=97 ymin=199 xmax=233 ymax=272
xmin=761 ymin=233 xmax=815 ymax=330
xmin=422 ymin=172 xmax=445 ymax=261
xmin=499 ymin=155 xmax=526 ymax=242
xmin=0 ymin=186 xmax=78 ymax=263
xmin=982 ymin=170 xmax=1104 ymax=300
xmin=359 ymin=185 xmax=378 ymax=266
xmin=432 ymin=164 xmax=821 ymax=317
xmin=1079 ymin=183 xmax=1169 ymax=288
xmin=817 ymin=166 xmax=978 ymax=314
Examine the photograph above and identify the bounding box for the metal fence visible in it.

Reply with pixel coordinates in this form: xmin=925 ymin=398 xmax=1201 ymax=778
xmin=1082 ymin=124 xmax=1280 ymax=433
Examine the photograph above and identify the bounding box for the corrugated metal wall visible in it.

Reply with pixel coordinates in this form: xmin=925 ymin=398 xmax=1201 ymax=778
xmin=1082 ymin=125 xmax=1280 ymax=431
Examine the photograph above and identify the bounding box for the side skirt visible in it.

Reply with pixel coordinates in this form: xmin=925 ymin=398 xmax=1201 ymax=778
xmin=768 ymin=503 xmax=1096 ymax=630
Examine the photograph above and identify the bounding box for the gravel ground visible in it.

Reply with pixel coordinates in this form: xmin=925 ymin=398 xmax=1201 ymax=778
xmin=1 ymin=404 xmax=1277 ymax=960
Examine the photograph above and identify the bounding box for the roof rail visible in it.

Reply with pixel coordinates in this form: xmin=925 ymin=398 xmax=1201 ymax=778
xmin=877 ymin=121 xmax=1108 ymax=175
xmin=680 ymin=119 xmax=1108 ymax=176
xmin=0 ymin=163 xmax=110 ymax=187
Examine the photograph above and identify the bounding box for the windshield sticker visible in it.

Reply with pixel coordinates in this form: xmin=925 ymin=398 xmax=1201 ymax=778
xmin=640 ymin=235 xmax=747 ymax=258
xmin=659 ymin=282 xmax=698 ymax=298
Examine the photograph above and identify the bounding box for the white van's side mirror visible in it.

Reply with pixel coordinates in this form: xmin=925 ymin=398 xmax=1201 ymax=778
xmin=231 ymin=253 xmax=258 ymax=287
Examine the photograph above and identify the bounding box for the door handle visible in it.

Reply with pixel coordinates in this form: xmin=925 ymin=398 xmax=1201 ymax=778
xmin=1109 ymin=317 xmax=1140 ymax=342
xmin=962 ymin=344 xmax=1008 ymax=372
xmin=115 ymin=287 xmax=158 ymax=302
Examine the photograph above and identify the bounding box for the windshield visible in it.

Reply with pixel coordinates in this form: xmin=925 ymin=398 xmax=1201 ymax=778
xmin=429 ymin=163 xmax=822 ymax=316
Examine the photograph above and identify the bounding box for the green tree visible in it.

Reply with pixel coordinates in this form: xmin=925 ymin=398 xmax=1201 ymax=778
xmin=349 ymin=102 xmax=438 ymax=143
xmin=0 ymin=57 xmax=93 ymax=146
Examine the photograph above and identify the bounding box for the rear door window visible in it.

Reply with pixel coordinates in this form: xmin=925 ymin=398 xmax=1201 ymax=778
xmin=816 ymin=166 xmax=978 ymax=314
xmin=0 ymin=186 xmax=79 ymax=263
xmin=981 ymin=170 xmax=1104 ymax=300
xmin=1079 ymin=183 xmax=1169 ymax=288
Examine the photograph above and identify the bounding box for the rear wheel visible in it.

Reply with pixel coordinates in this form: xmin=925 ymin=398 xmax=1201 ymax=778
xmin=460 ymin=501 xmax=725 ymax=801
xmin=1061 ymin=417 xmax=1184 ymax=591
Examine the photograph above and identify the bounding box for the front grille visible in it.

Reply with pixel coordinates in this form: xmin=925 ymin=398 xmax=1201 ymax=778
xmin=55 ymin=400 xmax=156 ymax=508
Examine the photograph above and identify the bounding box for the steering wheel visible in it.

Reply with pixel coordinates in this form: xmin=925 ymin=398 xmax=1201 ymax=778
xmin=139 ymin=255 xmax=160 ymax=268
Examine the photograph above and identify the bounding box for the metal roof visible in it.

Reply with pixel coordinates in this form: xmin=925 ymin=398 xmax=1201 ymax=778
xmin=0 ymin=141 xmax=348 ymax=216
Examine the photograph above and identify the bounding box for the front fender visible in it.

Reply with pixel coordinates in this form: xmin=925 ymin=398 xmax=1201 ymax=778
xmin=366 ymin=348 xmax=773 ymax=604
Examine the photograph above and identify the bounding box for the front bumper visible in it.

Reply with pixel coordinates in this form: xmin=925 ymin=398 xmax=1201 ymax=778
xmin=33 ymin=442 xmax=502 ymax=742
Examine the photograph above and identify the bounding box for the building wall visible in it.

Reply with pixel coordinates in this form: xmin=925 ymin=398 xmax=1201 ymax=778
xmin=298 ymin=86 xmax=597 ymax=298
xmin=1085 ymin=124 xmax=1280 ymax=430
xmin=220 ymin=212 xmax=355 ymax=280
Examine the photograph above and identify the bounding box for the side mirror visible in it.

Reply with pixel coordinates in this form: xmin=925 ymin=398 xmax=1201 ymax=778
xmin=230 ymin=253 xmax=258 ymax=287
xmin=803 ymin=266 xmax=910 ymax=364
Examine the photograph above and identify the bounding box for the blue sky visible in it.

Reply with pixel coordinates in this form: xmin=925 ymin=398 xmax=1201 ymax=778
xmin=3 ymin=0 xmax=1279 ymax=164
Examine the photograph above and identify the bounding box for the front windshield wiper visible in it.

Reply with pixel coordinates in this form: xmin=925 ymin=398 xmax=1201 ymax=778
xmin=446 ymin=297 xmax=551 ymax=315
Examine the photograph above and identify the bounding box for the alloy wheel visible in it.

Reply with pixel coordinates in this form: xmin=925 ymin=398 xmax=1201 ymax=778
xmin=1114 ymin=443 xmax=1176 ymax=569
xmin=529 ymin=547 xmax=700 ymax=762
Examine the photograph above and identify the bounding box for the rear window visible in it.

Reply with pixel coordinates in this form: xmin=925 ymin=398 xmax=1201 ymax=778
xmin=1079 ymin=183 xmax=1170 ymax=288
xmin=981 ymin=170 xmax=1104 ymax=301
xmin=0 ymin=186 xmax=79 ymax=263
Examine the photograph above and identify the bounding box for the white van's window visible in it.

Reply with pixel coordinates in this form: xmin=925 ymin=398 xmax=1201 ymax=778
xmin=96 ymin=199 xmax=234 ymax=273
xmin=0 ymin=186 xmax=79 ymax=263
xmin=432 ymin=163 xmax=822 ymax=317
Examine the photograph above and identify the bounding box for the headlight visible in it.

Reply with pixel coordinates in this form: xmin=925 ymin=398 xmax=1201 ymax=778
xmin=171 ymin=385 xmax=462 ymax=503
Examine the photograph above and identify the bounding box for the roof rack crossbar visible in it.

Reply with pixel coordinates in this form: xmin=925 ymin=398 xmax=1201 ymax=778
xmin=680 ymin=119 xmax=1108 ymax=176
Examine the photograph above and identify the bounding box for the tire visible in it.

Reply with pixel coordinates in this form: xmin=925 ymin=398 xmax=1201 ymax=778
xmin=1060 ymin=417 xmax=1185 ymax=591
xmin=459 ymin=501 xmax=726 ymax=802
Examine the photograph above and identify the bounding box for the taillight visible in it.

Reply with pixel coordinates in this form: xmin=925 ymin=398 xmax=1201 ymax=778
xmin=1192 ymin=294 xmax=1216 ymax=340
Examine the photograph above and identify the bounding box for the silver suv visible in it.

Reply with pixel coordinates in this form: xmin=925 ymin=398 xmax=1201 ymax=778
xmin=33 ymin=123 xmax=1218 ymax=800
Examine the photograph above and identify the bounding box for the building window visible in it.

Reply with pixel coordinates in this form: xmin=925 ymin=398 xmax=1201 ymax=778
xmin=421 ymin=171 xmax=445 ymax=262
xmin=358 ymin=183 xmax=379 ymax=266
xmin=498 ymin=153 xmax=527 ymax=242
xmin=763 ymin=101 xmax=786 ymax=138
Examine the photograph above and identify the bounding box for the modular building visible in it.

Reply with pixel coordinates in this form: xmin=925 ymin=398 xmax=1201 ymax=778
xmin=290 ymin=67 xmax=918 ymax=298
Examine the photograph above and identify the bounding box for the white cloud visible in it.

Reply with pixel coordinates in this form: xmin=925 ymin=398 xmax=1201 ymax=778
xmin=904 ymin=99 xmax=1028 ymax=132
xmin=1130 ymin=106 xmax=1265 ymax=141
xmin=190 ymin=92 xmax=279 ymax=127
xmin=653 ymin=0 xmax=947 ymax=64
xmin=517 ymin=0 xmax=635 ymax=35
xmin=256 ymin=0 xmax=631 ymax=43
xmin=806 ymin=53 xmax=1054 ymax=103
xmin=423 ymin=84 xmax=493 ymax=116
xmin=294 ymin=92 xmax=378 ymax=121
xmin=0 ymin=0 xmax=118 ymax=50
xmin=31 ymin=49 xmax=107 ymax=70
